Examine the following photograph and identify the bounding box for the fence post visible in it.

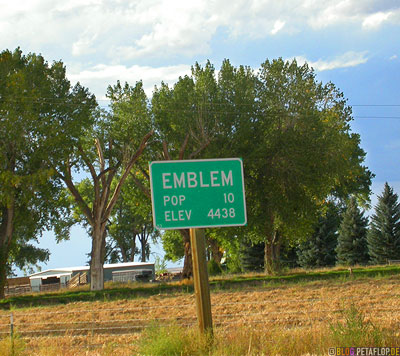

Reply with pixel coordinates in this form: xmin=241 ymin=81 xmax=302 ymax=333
xmin=10 ymin=312 xmax=14 ymax=354
xmin=10 ymin=312 xmax=13 ymax=338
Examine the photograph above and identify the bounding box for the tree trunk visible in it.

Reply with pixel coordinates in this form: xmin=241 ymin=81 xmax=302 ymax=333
xmin=0 ymin=204 xmax=15 ymax=299
xmin=90 ymin=223 xmax=106 ymax=291
xmin=63 ymin=129 xmax=153 ymax=292
xmin=264 ymin=230 xmax=281 ymax=274
xmin=208 ymin=237 xmax=223 ymax=264
xmin=140 ymin=235 xmax=147 ymax=262
xmin=181 ymin=229 xmax=193 ymax=279
xmin=130 ymin=232 xmax=136 ymax=262
xmin=0 ymin=250 xmax=8 ymax=299
xmin=138 ymin=227 xmax=149 ymax=262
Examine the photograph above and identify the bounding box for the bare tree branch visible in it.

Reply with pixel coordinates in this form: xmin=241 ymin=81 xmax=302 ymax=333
xmin=162 ymin=141 xmax=171 ymax=160
xmin=103 ymin=130 xmax=154 ymax=221
xmin=95 ymin=138 xmax=106 ymax=188
xmin=61 ymin=175 xmax=94 ymax=226
xmin=138 ymin=165 xmax=150 ymax=180
xmin=129 ymin=171 xmax=151 ymax=199
xmin=77 ymin=144 xmax=97 ymax=182
xmin=97 ymin=164 xmax=121 ymax=180
xmin=179 ymin=133 xmax=190 ymax=160
xmin=188 ymin=140 xmax=210 ymax=159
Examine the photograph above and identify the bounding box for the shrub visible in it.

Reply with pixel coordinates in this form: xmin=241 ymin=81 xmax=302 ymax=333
xmin=0 ymin=335 xmax=25 ymax=356
xmin=329 ymin=305 xmax=385 ymax=346
xmin=138 ymin=323 xmax=210 ymax=356
xmin=207 ymin=259 xmax=223 ymax=276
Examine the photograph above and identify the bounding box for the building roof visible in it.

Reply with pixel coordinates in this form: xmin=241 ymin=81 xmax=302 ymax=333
xmin=29 ymin=261 xmax=154 ymax=280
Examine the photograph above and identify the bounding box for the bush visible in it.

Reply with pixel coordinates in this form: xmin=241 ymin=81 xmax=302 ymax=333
xmin=138 ymin=323 xmax=210 ymax=356
xmin=329 ymin=305 xmax=385 ymax=346
xmin=207 ymin=259 xmax=223 ymax=276
xmin=0 ymin=335 xmax=25 ymax=356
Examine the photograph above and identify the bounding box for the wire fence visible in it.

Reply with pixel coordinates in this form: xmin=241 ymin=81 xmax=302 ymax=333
xmin=0 ymin=288 xmax=399 ymax=356
xmin=0 ymin=295 xmax=398 ymax=337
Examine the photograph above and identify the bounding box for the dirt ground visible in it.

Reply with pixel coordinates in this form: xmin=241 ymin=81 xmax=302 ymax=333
xmin=1 ymin=275 xmax=399 ymax=355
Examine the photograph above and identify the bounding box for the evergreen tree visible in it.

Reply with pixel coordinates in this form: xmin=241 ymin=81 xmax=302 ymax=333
xmin=367 ymin=183 xmax=400 ymax=264
xmin=297 ymin=204 xmax=339 ymax=268
xmin=240 ymin=240 xmax=264 ymax=272
xmin=336 ymin=197 xmax=369 ymax=265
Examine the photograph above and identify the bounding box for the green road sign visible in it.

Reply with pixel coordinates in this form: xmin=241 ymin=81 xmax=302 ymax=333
xmin=149 ymin=158 xmax=247 ymax=229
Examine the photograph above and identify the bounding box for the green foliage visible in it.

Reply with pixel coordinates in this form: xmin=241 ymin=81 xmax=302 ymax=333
xmin=297 ymin=203 xmax=339 ymax=268
xmin=129 ymin=57 xmax=372 ymax=276
xmin=0 ymin=334 xmax=25 ymax=356
xmin=367 ymin=183 xmax=400 ymax=264
xmin=207 ymin=258 xmax=223 ymax=276
xmin=137 ymin=307 xmax=389 ymax=356
xmin=161 ymin=230 xmax=185 ymax=262
xmin=138 ymin=323 xmax=210 ymax=356
xmin=240 ymin=240 xmax=264 ymax=272
xmin=106 ymin=80 xmax=152 ymax=144
xmin=223 ymin=244 xmax=242 ymax=274
xmin=152 ymin=61 xmax=220 ymax=160
xmin=329 ymin=305 xmax=385 ymax=346
xmin=336 ymin=197 xmax=369 ymax=266
xmin=54 ymin=78 xmax=154 ymax=290
xmin=0 ymin=48 xmax=96 ymax=293
xmin=202 ymin=58 xmax=371 ymax=272
xmin=1 ymin=265 xmax=400 ymax=309
xmin=107 ymin=175 xmax=156 ymax=263
xmin=154 ymin=256 xmax=168 ymax=275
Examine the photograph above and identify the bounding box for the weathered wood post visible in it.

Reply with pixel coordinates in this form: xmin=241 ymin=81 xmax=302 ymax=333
xmin=190 ymin=228 xmax=213 ymax=334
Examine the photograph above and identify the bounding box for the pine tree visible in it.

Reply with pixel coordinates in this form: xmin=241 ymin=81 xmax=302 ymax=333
xmin=297 ymin=204 xmax=339 ymax=268
xmin=336 ymin=197 xmax=369 ymax=265
xmin=240 ymin=240 xmax=264 ymax=272
xmin=367 ymin=183 xmax=400 ymax=264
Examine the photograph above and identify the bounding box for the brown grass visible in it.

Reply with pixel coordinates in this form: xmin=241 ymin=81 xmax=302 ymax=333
xmin=1 ymin=275 xmax=400 ymax=355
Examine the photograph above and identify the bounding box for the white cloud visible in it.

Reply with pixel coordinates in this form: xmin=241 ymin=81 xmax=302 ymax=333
xmin=306 ymin=1 xmax=400 ymax=29
xmin=72 ymin=31 xmax=98 ymax=56
xmin=390 ymin=54 xmax=398 ymax=60
xmin=67 ymin=63 xmax=192 ymax=99
xmin=292 ymin=51 xmax=368 ymax=71
xmin=0 ymin=0 xmax=399 ymax=63
xmin=362 ymin=11 xmax=392 ymax=29
xmin=271 ymin=20 xmax=285 ymax=35
xmin=307 ymin=0 xmax=356 ymax=29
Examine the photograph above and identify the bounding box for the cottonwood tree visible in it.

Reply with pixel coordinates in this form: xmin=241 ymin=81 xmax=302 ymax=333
xmin=152 ymin=58 xmax=372 ymax=276
xmin=106 ymin=193 xmax=140 ymax=263
xmin=0 ymin=48 xmax=96 ymax=298
xmin=367 ymin=183 xmax=400 ymax=264
xmin=54 ymin=81 xmax=153 ymax=291
xmin=109 ymin=59 xmax=372 ymax=278
xmin=143 ymin=62 xmax=221 ymax=278
xmin=107 ymin=175 xmax=158 ymax=263
xmin=122 ymin=61 xmax=254 ymax=278
xmin=218 ymin=58 xmax=372 ymax=273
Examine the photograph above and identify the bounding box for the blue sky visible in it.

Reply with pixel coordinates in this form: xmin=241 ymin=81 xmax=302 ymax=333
xmin=1 ymin=0 xmax=399 ymax=274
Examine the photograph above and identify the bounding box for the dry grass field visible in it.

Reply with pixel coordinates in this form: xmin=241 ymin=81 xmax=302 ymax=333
xmin=1 ymin=273 xmax=400 ymax=355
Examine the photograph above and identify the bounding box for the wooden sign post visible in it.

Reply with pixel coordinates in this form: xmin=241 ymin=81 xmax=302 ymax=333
xmin=149 ymin=158 xmax=247 ymax=336
xmin=190 ymin=228 xmax=213 ymax=334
